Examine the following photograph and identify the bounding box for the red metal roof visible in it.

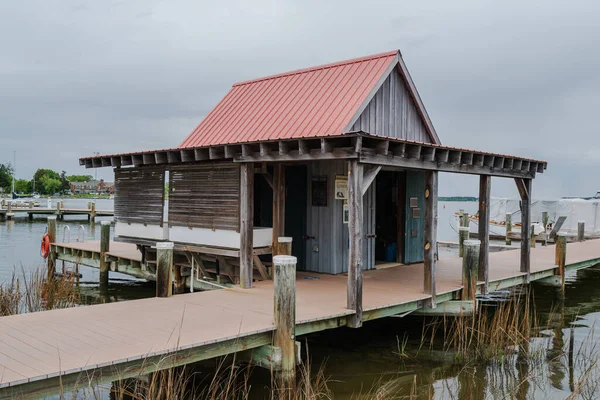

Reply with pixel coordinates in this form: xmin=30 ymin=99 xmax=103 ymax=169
xmin=179 ymin=51 xmax=399 ymax=148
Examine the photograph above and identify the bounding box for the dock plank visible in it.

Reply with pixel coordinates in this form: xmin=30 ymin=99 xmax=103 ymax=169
xmin=0 ymin=240 xmax=599 ymax=394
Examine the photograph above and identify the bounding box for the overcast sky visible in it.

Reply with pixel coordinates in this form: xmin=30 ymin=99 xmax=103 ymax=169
xmin=1 ymin=0 xmax=598 ymax=198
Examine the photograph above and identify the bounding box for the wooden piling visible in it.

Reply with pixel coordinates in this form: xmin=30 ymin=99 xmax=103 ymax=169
xmin=516 ymin=178 xmax=532 ymax=277
xmin=47 ymin=217 xmax=57 ymax=281
xmin=277 ymin=237 xmax=293 ymax=256
xmin=555 ymin=232 xmax=567 ymax=289
xmin=460 ymin=212 xmax=469 ymax=228
xmin=99 ymin=221 xmax=111 ymax=290
xmin=478 ymin=175 xmax=490 ymax=294
xmin=173 ymin=265 xmax=185 ymax=295
xmin=6 ymin=202 xmax=13 ymax=220
xmin=462 ymin=240 xmax=480 ymax=301
xmin=530 ymin=224 xmax=536 ymax=248
xmin=424 ymin=170 xmax=438 ymax=307
xmin=240 ymin=163 xmax=254 ymax=289
xmin=458 ymin=226 xmax=469 ymax=257
xmin=156 ymin=242 xmax=174 ymax=298
xmin=577 ymin=221 xmax=585 ymax=242
xmin=89 ymin=202 xmax=96 ymax=222
xmin=347 ymin=160 xmax=363 ymax=328
xmin=273 ymin=255 xmax=297 ymax=387
xmin=505 ymin=213 xmax=512 ymax=245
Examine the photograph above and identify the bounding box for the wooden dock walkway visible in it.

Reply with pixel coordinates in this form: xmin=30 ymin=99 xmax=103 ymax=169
xmin=0 ymin=207 xmax=113 ymax=221
xmin=1 ymin=240 xmax=599 ymax=398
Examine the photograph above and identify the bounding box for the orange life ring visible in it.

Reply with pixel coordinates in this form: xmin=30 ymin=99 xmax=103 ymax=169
xmin=41 ymin=234 xmax=51 ymax=259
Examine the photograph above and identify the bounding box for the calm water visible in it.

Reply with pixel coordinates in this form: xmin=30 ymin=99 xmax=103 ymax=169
xmin=3 ymin=200 xmax=599 ymax=399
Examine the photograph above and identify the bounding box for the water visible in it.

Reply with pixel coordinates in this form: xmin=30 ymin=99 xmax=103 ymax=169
xmin=3 ymin=200 xmax=600 ymax=398
xmin=0 ymin=198 xmax=155 ymax=302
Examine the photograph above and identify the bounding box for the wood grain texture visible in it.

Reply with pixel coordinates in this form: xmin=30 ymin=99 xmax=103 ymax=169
xmin=478 ymin=175 xmax=491 ymax=293
xmin=273 ymin=256 xmax=297 ymax=384
xmin=516 ymin=178 xmax=532 ymax=276
xmin=240 ymin=163 xmax=255 ymax=289
xmin=347 ymin=160 xmax=364 ymax=327
xmin=424 ymin=170 xmax=438 ymax=307
xmin=272 ymin=164 xmax=285 ymax=254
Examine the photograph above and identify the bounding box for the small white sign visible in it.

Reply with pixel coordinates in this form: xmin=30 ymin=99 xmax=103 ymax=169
xmin=335 ymin=176 xmax=348 ymax=200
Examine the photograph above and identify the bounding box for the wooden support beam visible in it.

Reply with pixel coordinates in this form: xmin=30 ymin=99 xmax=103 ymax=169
xmin=515 ymin=178 xmax=532 ymax=277
xmin=347 ymin=160 xmax=363 ymax=328
xmin=253 ymin=255 xmax=270 ymax=281
xmin=262 ymin=172 xmax=274 ymax=190
xmin=462 ymin=240 xmax=480 ymax=301
xmin=273 ymin=255 xmax=297 ymax=387
xmin=478 ymin=175 xmax=491 ymax=293
xmin=424 ymin=170 xmax=438 ymax=307
xmin=99 ymin=221 xmax=111 ymax=291
xmin=361 ymin=165 xmax=382 ymax=196
xmin=272 ymin=164 xmax=285 ymax=256
xmin=47 ymin=217 xmax=57 ymax=281
xmin=156 ymin=242 xmax=174 ymax=298
xmin=240 ymin=163 xmax=254 ymax=289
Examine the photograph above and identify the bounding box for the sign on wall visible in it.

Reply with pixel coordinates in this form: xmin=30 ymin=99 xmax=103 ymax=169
xmin=334 ymin=175 xmax=348 ymax=200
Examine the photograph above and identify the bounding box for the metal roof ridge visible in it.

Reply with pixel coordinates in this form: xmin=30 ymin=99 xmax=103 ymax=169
xmin=232 ymin=50 xmax=399 ymax=87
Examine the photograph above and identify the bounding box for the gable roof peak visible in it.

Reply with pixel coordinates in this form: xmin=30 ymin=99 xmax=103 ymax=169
xmin=233 ymin=50 xmax=400 ymax=87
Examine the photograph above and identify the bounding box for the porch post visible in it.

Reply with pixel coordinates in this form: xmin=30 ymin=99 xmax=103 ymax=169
xmin=424 ymin=170 xmax=438 ymax=308
xmin=478 ymin=175 xmax=491 ymax=293
xmin=347 ymin=160 xmax=364 ymax=328
xmin=272 ymin=164 xmax=286 ymax=256
xmin=515 ymin=178 xmax=532 ymax=278
xmin=240 ymin=163 xmax=254 ymax=289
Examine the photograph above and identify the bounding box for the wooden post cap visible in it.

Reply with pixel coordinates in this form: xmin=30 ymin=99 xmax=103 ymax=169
xmin=459 ymin=226 xmax=469 ymax=232
xmin=47 ymin=216 xmax=57 ymax=221
xmin=278 ymin=237 xmax=293 ymax=243
xmin=273 ymin=255 xmax=297 ymax=266
xmin=464 ymin=239 xmax=481 ymax=246
xmin=101 ymin=221 xmax=111 ymax=226
xmin=156 ymin=242 xmax=174 ymax=249
xmin=557 ymin=232 xmax=568 ymax=237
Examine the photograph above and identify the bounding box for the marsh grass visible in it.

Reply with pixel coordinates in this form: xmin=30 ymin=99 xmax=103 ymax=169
xmin=0 ymin=266 xmax=79 ymax=315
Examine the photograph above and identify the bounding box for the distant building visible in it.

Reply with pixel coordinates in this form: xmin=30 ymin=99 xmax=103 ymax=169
xmin=70 ymin=179 xmax=114 ymax=195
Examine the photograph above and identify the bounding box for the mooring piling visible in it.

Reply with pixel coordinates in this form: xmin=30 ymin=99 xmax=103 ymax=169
xmin=99 ymin=221 xmax=111 ymax=291
xmin=89 ymin=202 xmax=96 ymax=222
xmin=530 ymin=224 xmax=536 ymax=248
xmin=555 ymin=232 xmax=567 ymax=290
xmin=542 ymin=211 xmax=549 ymax=246
xmin=273 ymin=255 xmax=297 ymax=387
xmin=461 ymin=240 xmax=480 ymax=301
xmin=156 ymin=242 xmax=174 ymax=298
xmin=577 ymin=221 xmax=585 ymax=242
xmin=458 ymin=226 xmax=469 ymax=257
xmin=460 ymin=211 xmax=469 ymax=228
xmin=6 ymin=202 xmax=13 ymax=221
xmin=47 ymin=216 xmax=57 ymax=280
xmin=505 ymin=213 xmax=512 ymax=245
xmin=277 ymin=237 xmax=293 ymax=257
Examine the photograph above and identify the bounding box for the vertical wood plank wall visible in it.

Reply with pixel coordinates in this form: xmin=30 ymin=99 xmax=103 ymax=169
xmin=350 ymin=67 xmax=431 ymax=143
xmin=304 ymin=160 xmax=375 ymax=274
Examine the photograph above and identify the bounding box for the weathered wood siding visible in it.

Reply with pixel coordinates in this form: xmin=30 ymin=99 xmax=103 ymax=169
xmin=351 ymin=67 xmax=431 ymax=143
xmin=114 ymin=166 xmax=165 ymax=225
xmin=168 ymin=163 xmax=240 ymax=231
xmin=304 ymin=160 xmax=375 ymax=274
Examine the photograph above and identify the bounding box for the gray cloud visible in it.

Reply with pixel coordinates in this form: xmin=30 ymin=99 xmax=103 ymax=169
xmin=0 ymin=0 xmax=598 ymax=198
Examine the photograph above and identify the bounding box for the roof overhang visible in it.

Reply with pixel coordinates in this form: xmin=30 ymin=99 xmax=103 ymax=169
xmin=79 ymin=133 xmax=547 ymax=179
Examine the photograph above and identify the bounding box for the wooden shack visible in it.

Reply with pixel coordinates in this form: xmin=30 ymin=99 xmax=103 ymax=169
xmin=80 ymin=50 xmax=546 ymax=319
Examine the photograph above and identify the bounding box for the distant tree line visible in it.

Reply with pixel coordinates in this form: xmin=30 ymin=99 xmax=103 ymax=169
xmin=0 ymin=163 xmax=93 ymax=195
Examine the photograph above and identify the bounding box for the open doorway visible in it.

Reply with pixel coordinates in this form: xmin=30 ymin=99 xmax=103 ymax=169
xmin=375 ymin=171 xmax=402 ymax=264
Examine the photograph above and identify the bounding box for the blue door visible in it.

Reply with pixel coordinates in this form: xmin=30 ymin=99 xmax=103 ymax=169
xmin=404 ymin=170 xmax=425 ymax=264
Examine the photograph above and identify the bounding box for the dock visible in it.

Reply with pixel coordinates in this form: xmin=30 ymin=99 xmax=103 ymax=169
xmin=0 ymin=206 xmax=113 ymax=221
xmin=0 ymin=239 xmax=599 ymax=399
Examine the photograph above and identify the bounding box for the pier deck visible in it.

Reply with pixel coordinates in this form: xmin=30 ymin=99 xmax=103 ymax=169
xmin=0 ymin=207 xmax=113 ymax=220
xmin=1 ymin=240 xmax=599 ymax=398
